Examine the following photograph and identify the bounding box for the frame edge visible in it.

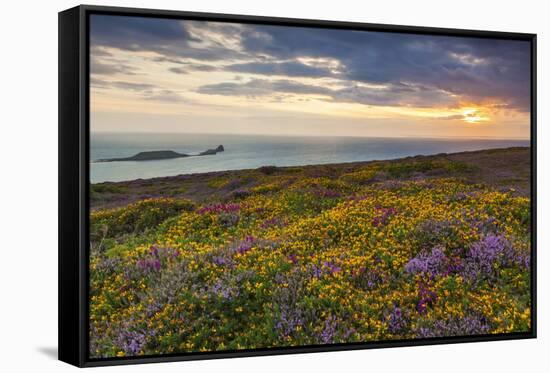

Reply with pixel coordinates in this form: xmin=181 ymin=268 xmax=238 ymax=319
xmin=58 ymin=5 xmax=85 ymax=368
xmin=60 ymin=4 xmax=537 ymax=367
xmin=78 ymin=3 xmax=536 ymax=39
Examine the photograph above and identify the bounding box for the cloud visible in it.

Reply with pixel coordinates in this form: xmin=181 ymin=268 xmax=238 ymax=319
xmin=110 ymin=81 xmax=157 ymax=92
xmin=168 ymin=67 xmax=188 ymax=75
xmin=196 ymin=78 xmax=456 ymax=107
xmin=90 ymin=58 xmax=138 ymax=76
xmin=331 ymin=82 xmax=456 ymax=107
xmin=237 ymin=26 xmax=530 ymax=111
xmin=144 ymin=90 xmax=187 ymax=103
xmin=90 ymin=14 xmax=531 ymax=112
xmin=90 ymin=77 xmax=110 ymax=88
xmin=439 ymin=114 xmax=465 ymax=121
xmin=225 ymin=61 xmax=335 ymax=78
xmin=91 ymin=78 xmax=186 ymax=103
xmin=196 ymin=78 xmax=328 ymax=98
xmin=154 ymin=56 xmax=219 ymax=70
xmin=436 ymin=109 xmax=488 ymax=122
xmin=188 ymin=64 xmax=218 ymax=72
xmin=90 ymin=15 xmax=198 ymax=51
xmin=90 ymin=15 xmax=247 ymax=61
xmin=90 ymin=46 xmax=113 ymax=57
xmin=167 ymin=63 xmax=218 ymax=75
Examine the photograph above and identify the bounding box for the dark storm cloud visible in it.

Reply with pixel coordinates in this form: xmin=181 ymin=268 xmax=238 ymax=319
xmin=237 ymin=26 xmax=530 ymax=110
xmin=91 ymin=15 xmax=531 ymax=111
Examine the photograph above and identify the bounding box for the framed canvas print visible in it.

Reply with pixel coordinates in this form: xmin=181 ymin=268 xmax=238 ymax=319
xmin=58 ymin=5 xmax=537 ymax=367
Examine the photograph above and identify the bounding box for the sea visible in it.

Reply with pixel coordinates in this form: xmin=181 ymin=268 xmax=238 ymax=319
xmin=90 ymin=132 xmax=529 ymax=183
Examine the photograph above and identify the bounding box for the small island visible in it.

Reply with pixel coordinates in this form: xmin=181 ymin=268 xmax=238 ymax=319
xmin=96 ymin=145 xmax=224 ymax=162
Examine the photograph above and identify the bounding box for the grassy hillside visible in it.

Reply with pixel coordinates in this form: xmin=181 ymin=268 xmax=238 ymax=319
xmin=89 ymin=147 xmax=532 ymax=358
xmin=90 ymin=147 xmax=531 ymax=210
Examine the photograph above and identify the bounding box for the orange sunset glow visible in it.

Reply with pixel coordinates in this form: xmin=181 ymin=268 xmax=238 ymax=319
xmin=89 ymin=16 xmax=530 ymax=139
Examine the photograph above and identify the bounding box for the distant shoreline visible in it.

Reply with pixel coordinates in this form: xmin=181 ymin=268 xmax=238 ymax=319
xmin=91 ymin=146 xmax=530 ymax=184
xmin=90 ymin=146 xmax=531 ymax=210
xmin=91 ymin=134 xmax=530 ymax=183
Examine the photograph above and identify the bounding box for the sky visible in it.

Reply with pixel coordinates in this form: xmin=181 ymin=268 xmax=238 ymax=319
xmin=89 ymin=15 xmax=531 ymax=139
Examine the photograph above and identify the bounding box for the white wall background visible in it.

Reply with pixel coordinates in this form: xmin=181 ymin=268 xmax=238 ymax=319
xmin=0 ymin=0 xmax=547 ymax=371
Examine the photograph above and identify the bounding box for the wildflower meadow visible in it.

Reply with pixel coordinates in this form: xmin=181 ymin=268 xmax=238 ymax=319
xmin=89 ymin=148 xmax=531 ymax=358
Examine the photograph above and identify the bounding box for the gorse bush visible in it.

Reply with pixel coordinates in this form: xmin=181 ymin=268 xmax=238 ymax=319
xmin=339 ymin=169 xmax=379 ymax=184
xmin=375 ymin=159 xmax=475 ymax=178
xmin=257 ymin=165 xmax=279 ymax=175
xmin=89 ymin=165 xmax=530 ymax=358
xmin=90 ymin=183 xmax=129 ymax=202
xmin=91 ymin=198 xmax=195 ymax=241
xmin=91 ymin=183 xmax=129 ymax=194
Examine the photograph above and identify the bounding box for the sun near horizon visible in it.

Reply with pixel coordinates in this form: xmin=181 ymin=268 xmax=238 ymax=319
xmin=89 ymin=15 xmax=531 ymax=140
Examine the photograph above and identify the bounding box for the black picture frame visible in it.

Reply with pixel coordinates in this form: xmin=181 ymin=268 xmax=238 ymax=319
xmin=59 ymin=4 xmax=537 ymax=367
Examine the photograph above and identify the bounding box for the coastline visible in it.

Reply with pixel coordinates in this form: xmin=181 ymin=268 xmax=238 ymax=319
xmin=90 ymin=134 xmax=529 ymax=184
xmin=91 ymin=146 xmax=530 ymax=210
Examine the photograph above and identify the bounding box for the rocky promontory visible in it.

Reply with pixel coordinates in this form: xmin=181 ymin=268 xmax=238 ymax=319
xmin=96 ymin=145 xmax=224 ymax=162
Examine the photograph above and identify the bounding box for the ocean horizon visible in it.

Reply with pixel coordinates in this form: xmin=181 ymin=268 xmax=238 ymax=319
xmin=90 ymin=132 xmax=530 ymax=183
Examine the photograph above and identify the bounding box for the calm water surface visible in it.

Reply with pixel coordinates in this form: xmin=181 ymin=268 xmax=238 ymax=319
xmin=90 ymin=132 xmax=529 ymax=183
